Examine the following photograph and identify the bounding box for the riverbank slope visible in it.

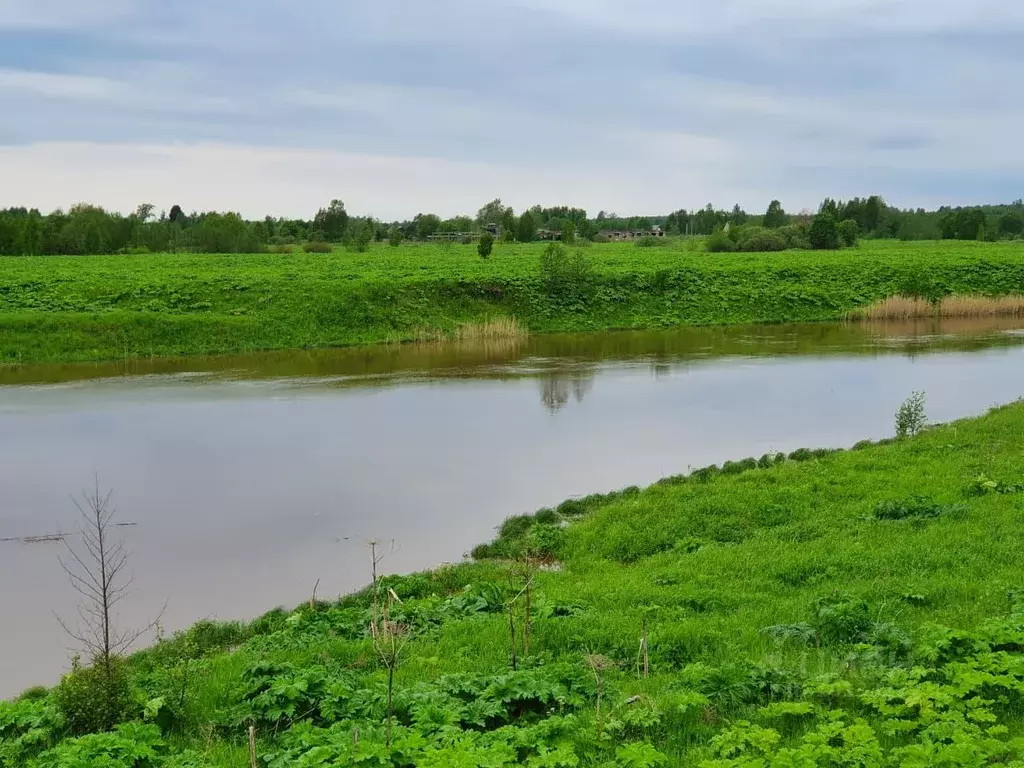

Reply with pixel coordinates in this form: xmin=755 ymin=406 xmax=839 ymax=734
xmin=3 ymin=239 xmax=1024 ymax=364
xmin=5 ymin=400 xmax=1024 ymax=765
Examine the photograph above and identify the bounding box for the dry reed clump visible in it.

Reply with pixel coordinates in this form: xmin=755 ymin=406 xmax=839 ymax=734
xmin=453 ymin=317 xmax=527 ymax=341
xmin=850 ymin=294 xmax=1024 ymax=321
xmin=939 ymin=295 xmax=1024 ymax=317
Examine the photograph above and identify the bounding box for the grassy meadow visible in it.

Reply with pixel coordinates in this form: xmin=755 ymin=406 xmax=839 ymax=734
xmin=3 ymin=239 xmax=1024 ymax=363
xmin=6 ymin=401 xmax=1024 ymax=766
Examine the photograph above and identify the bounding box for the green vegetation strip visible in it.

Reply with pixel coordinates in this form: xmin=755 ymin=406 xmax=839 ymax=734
xmin=3 ymin=239 xmax=1024 ymax=364
xmin=6 ymin=401 xmax=1024 ymax=765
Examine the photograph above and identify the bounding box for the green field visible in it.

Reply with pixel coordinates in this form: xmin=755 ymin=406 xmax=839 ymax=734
xmin=6 ymin=401 xmax=1024 ymax=766
xmin=3 ymin=239 xmax=1024 ymax=364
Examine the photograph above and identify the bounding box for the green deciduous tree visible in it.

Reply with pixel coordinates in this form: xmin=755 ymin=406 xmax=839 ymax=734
xmin=808 ymin=213 xmax=840 ymax=250
xmin=313 ymin=199 xmax=350 ymax=242
xmin=818 ymin=198 xmax=840 ymax=219
xmin=346 ymin=218 xmax=374 ymax=252
xmin=478 ymin=232 xmax=494 ymax=259
xmin=999 ymin=212 xmax=1024 ymax=237
xmin=415 ymin=214 xmax=441 ymax=239
xmin=477 ymin=198 xmax=512 ymax=227
xmin=518 ymin=211 xmax=537 ymax=243
xmin=838 ymin=219 xmax=860 ymax=247
xmin=500 ymin=208 xmax=518 ymax=242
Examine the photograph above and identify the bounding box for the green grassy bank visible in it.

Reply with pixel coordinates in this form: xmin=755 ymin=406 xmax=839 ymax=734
xmin=5 ymin=401 xmax=1024 ymax=766
xmin=2 ymin=239 xmax=1024 ymax=364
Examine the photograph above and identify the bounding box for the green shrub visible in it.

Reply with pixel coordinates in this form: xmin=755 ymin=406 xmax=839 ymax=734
xmin=706 ymin=231 xmax=737 ymax=253
xmin=526 ymin=523 xmax=567 ymax=559
xmin=813 ymin=594 xmax=872 ymax=645
xmin=873 ymin=496 xmax=965 ymax=521
xmin=539 ymin=243 xmax=593 ymax=300
xmin=250 ymin=607 xmax=288 ymax=635
xmin=838 ymin=219 xmax=859 ymax=247
xmin=778 ymin=223 xmax=810 ymax=249
xmin=895 ymin=391 xmax=927 ymax=438
xmin=301 ymin=241 xmax=332 ymax=254
xmin=388 ymin=228 xmax=403 ymax=247
xmin=54 ymin=657 xmax=136 ymax=735
xmin=739 ymin=228 xmax=787 ymax=252
xmin=478 ymin=232 xmax=494 ymax=259
xmin=17 ymin=685 xmax=50 ymax=702
xmin=808 ymin=213 xmax=840 ymax=250
xmin=968 ymin=474 xmax=1024 ymax=496
xmin=31 ymin=721 xmax=165 ymax=767
xmin=267 ymin=244 xmax=294 ymax=254
xmin=345 ymin=221 xmax=374 ymax=253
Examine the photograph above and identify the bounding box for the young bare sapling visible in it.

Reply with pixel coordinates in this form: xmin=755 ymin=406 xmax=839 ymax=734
xmin=520 ymin=553 xmax=538 ymax=657
xmin=585 ymin=653 xmax=616 ymax=737
xmin=637 ymin=616 xmax=650 ymax=679
xmin=507 ymin=571 xmax=518 ymax=672
xmin=506 ymin=554 xmax=539 ymax=669
xmin=310 ymin=578 xmax=320 ymax=612
xmin=368 ymin=539 xmax=390 ymax=639
xmin=368 ymin=541 xmax=409 ymax=751
xmin=56 ymin=479 xmax=162 ymax=725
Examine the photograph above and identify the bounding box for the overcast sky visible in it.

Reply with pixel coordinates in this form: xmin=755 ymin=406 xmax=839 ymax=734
xmin=1 ymin=0 xmax=1022 ymax=219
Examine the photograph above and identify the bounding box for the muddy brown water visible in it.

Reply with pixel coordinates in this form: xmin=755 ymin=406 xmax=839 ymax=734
xmin=2 ymin=318 xmax=1024 ymax=698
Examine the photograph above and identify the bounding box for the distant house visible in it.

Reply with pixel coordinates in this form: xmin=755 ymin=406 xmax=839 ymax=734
xmin=595 ymin=227 xmax=666 ymax=242
xmin=427 ymin=232 xmax=476 ymax=242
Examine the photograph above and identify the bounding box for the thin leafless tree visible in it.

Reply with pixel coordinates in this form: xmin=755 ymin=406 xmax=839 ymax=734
xmin=57 ymin=478 xmax=161 ymax=683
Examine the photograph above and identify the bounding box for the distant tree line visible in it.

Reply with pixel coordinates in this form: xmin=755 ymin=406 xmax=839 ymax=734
xmin=666 ymin=196 xmax=1024 ymax=243
xmin=1 ymin=195 xmax=1022 ymax=255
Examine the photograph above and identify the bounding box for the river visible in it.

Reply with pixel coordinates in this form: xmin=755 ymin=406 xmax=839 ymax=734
xmin=2 ymin=317 xmax=1024 ymax=698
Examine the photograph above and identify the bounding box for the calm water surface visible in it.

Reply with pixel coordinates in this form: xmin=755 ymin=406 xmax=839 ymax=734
xmin=2 ymin=318 xmax=1024 ymax=697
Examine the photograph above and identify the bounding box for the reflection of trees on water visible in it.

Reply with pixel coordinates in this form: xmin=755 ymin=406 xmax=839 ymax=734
xmin=539 ymin=366 xmax=596 ymax=413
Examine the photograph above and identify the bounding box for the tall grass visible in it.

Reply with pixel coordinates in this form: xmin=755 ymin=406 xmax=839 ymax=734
xmin=850 ymin=294 xmax=1024 ymax=321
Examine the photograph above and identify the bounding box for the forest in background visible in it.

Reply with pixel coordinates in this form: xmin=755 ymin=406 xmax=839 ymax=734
xmin=1 ymin=196 xmax=1023 ymax=256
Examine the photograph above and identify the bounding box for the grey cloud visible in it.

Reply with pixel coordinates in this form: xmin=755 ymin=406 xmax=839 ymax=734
xmin=0 ymin=0 xmax=1022 ymax=213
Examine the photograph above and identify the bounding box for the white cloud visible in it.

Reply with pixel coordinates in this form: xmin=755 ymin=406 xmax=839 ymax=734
xmin=0 ymin=69 xmax=121 ymax=100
